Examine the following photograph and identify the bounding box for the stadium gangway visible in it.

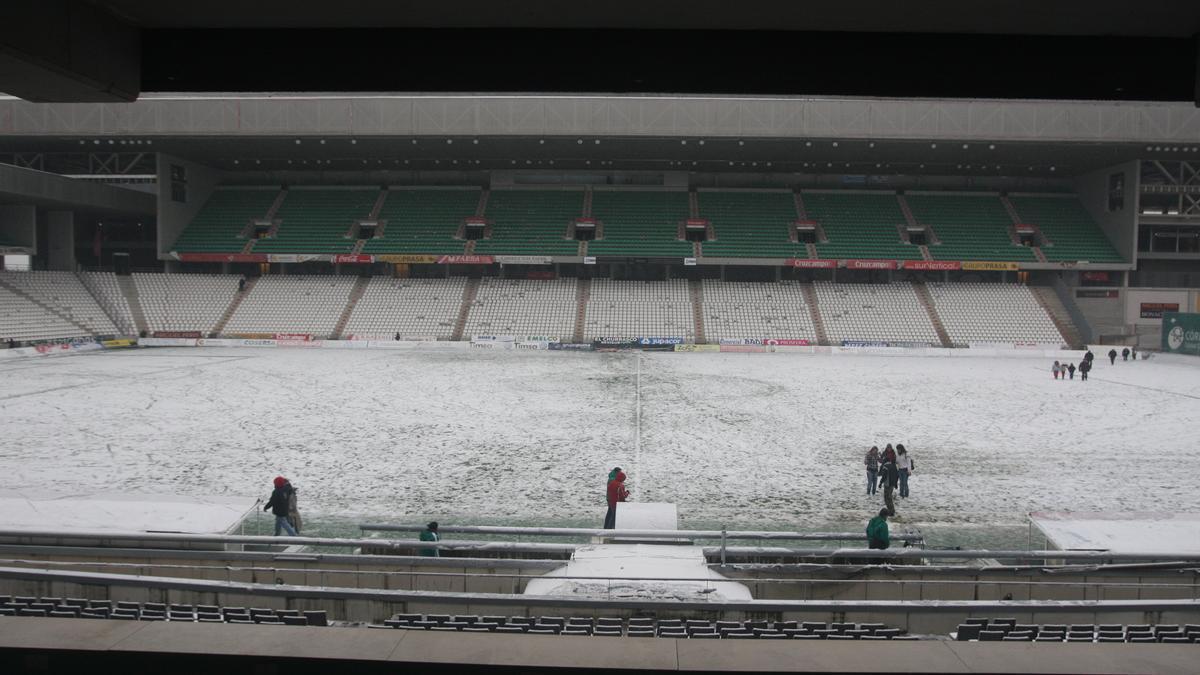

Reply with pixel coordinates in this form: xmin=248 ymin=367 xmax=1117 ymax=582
xmin=4 ymin=529 xmax=1200 ymax=563
xmin=357 ymin=523 xmax=927 ymax=545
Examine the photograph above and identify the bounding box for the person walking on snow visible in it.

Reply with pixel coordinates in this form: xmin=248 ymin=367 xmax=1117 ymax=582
xmin=878 ymin=459 xmax=899 ymax=517
xmin=604 ymin=469 xmax=629 ymax=529
xmin=866 ymin=508 xmax=890 ymax=550
xmin=1131 ymin=346 xmax=1137 ymax=361
xmin=419 ymin=521 xmax=440 ymax=557
xmin=1079 ymin=359 xmax=1091 ymax=381
xmin=1052 ymin=361 xmax=1061 ymax=379
xmin=264 ymin=476 xmax=298 ymax=536
xmin=882 ymin=444 xmax=897 ymax=465
xmin=1108 ymin=348 xmax=1118 ymax=365
xmin=1122 ymin=347 xmax=1130 ymax=362
xmin=1067 ymin=362 xmax=1076 ymax=379
xmin=896 ymin=444 xmax=915 ymax=498
xmin=283 ymin=478 xmax=302 ymax=534
xmin=864 ymin=446 xmax=880 ymax=496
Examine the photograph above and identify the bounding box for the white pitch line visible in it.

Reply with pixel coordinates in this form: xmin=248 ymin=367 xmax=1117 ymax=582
xmin=634 ymin=352 xmax=642 ymax=492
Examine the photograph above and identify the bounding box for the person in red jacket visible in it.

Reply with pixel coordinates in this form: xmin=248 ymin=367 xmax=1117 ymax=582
xmin=604 ymin=469 xmax=629 ymax=529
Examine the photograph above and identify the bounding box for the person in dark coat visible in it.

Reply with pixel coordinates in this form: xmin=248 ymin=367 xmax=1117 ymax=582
xmin=866 ymin=508 xmax=890 ymax=550
xmin=881 ymin=443 xmax=897 ymax=465
xmin=1079 ymin=359 xmax=1091 ymax=381
xmin=1131 ymin=346 xmax=1137 ymax=361
xmin=878 ymin=460 xmax=899 ymax=516
xmin=1085 ymin=349 xmax=1095 ymax=363
xmin=604 ymin=469 xmax=629 ymax=529
xmin=1108 ymin=348 xmax=1118 ymax=365
xmin=264 ymin=476 xmax=298 ymax=536
xmin=1121 ymin=347 xmax=1130 ymax=362
xmin=419 ymin=521 xmax=440 ymax=557
xmin=1067 ymin=362 xmax=1076 ymax=379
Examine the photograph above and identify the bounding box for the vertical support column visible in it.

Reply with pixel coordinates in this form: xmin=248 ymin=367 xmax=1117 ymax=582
xmin=46 ymin=211 xmax=76 ymax=271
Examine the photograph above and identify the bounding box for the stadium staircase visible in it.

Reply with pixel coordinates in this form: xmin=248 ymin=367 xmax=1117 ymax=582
xmin=919 ymin=245 xmax=933 ymax=261
xmin=114 ymin=275 xmax=149 ymax=336
xmin=805 ymin=243 xmax=818 ymax=258
xmin=212 ymin=277 xmax=258 ymax=336
xmin=911 ymin=281 xmax=954 ymax=348
xmin=793 ymin=190 xmax=809 ymax=220
xmin=332 ymin=276 xmax=371 ymax=339
xmin=1030 ymin=286 xmax=1085 ymax=349
xmin=451 ymin=278 xmax=481 ymax=341
xmin=0 ymin=277 xmax=97 ymax=336
xmin=573 ymin=278 xmax=590 ymax=343
xmin=475 ymin=189 xmax=489 ymax=217
xmin=76 ymin=271 xmax=135 ymax=336
xmin=1000 ymin=195 xmax=1050 ymax=262
xmin=689 ymin=279 xmax=707 ymax=344
xmin=368 ymin=189 xmax=389 ymax=220
xmin=800 ymin=283 xmax=830 ymax=345
xmin=582 ymin=187 xmax=593 ymax=217
xmin=688 ymin=190 xmax=699 ymax=217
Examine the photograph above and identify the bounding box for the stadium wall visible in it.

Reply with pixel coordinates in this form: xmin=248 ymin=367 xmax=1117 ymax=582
xmin=155 ymin=153 xmax=222 ymax=260
xmin=1073 ymin=160 xmax=1139 ymax=263
xmin=0 ymin=203 xmax=35 ymax=251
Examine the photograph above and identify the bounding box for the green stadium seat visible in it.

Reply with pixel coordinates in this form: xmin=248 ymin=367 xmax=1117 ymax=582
xmin=905 ymin=194 xmax=1036 ymax=262
xmin=362 ymin=188 xmax=478 ymax=255
xmin=805 ymin=191 xmax=922 ymax=260
xmin=473 ymin=190 xmax=582 ymax=256
xmin=697 ymin=191 xmax=805 ymax=259
xmin=588 ymin=190 xmax=692 ymax=257
xmin=170 ymin=188 xmax=278 ymax=253
xmin=253 ymin=188 xmax=377 ymax=254
xmin=1009 ymin=196 xmax=1123 ymax=263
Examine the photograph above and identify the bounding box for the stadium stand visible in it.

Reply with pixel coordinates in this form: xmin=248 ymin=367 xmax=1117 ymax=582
xmin=905 ymin=194 xmax=1037 ymax=262
xmin=952 ymin=619 xmax=1200 ymax=643
xmin=585 ymin=279 xmax=694 ymax=341
xmin=133 ymin=273 xmax=241 ymax=336
xmin=587 ymin=190 xmax=693 ymax=257
xmin=0 ymin=271 xmax=117 ymax=336
xmin=1008 ymin=195 xmax=1123 ymax=262
xmin=696 ymin=190 xmax=806 ymax=258
xmin=805 ymin=192 xmax=922 ymax=260
xmin=474 ymin=190 xmax=584 ymax=256
xmin=367 ymin=613 xmax=910 ymax=640
xmin=170 ymin=188 xmax=277 ymax=253
xmin=815 ymin=282 xmax=939 ymax=344
xmin=462 ymin=278 xmax=577 ymax=340
xmin=926 ymin=283 xmax=1065 ymax=346
xmin=0 ymin=287 xmax=93 ymax=342
xmin=253 ymin=188 xmax=376 ymax=254
xmin=701 ymin=280 xmax=817 ymax=342
xmin=0 ymin=596 xmax=327 ymax=626
xmin=223 ymin=275 xmax=356 ymax=337
xmin=342 ymin=277 xmax=467 ymax=340
xmin=361 ymin=188 xmax=479 ymax=255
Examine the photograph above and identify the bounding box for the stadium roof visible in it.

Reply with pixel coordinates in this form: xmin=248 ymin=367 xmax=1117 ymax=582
xmin=2 ymin=1 xmax=1197 ymax=103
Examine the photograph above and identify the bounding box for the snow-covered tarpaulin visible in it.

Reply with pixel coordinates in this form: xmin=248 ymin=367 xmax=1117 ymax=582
xmin=1029 ymin=511 xmax=1200 ymax=554
xmin=0 ymin=491 xmax=260 ymax=535
xmin=523 ymin=544 xmax=753 ymax=601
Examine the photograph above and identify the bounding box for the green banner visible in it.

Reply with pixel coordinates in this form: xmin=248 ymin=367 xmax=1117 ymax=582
xmin=1161 ymin=312 xmax=1200 ymax=355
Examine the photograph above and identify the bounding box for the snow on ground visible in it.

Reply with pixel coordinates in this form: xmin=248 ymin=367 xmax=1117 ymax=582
xmin=0 ymin=347 xmax=1197 ymax=548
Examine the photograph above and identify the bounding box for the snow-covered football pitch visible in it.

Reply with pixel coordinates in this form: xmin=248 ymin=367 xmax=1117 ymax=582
xmin=1 ymin=346 xmax=1197 ymax=549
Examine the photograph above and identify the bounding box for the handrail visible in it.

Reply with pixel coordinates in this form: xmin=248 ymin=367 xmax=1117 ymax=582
xmin=358 ymin=523 xmax=926 ymax=543
xmin=2 ymin=529 xmax=1200 ymax=562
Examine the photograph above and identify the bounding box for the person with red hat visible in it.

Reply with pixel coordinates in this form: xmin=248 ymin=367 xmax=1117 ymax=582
xmin=264 ymin=476 xmax=298 ymax=536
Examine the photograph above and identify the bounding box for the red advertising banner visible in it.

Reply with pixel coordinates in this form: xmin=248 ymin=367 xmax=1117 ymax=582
xmin=844 ymin=259 xmax=898 ymax=270
xmin=1081 ymin=271 xmax=1110 ymax=282
xmin=902 ymin=260 xmax=962 ymax=271
xmin=331 ymin=254 xmax=375 ymax=264
xmin=437 ymin=255 xmax=495 ymax=265
xmin=764 ymin=338 xmax=811 ymax=346
xmin=788 ymin=259 xmax=837 ymax=269
xmin=274 ymin=333 xmax=312 ymax=342
xmin=684 ymin=218 xmax=710 ymax=228
xmin=177 ymin=253 xmax=268 ymax=263
xmin=1140 ymin=302 xmax=1179 ymax=319
xmin=153 ymin=331 xmax=202 ymax=339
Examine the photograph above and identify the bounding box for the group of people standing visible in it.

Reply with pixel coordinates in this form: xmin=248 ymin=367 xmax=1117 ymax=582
xmin=1053 ymin=346 xmax=1136 ymax=381
xmin=864 ymin=444 xmax=914 ymax=517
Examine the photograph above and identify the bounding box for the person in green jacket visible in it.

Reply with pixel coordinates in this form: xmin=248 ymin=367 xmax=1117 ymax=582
xmin=419 ymin=521 xmax=440 ymax=557
xmin=866 ymin=509 xmax=890 ymax=551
